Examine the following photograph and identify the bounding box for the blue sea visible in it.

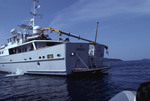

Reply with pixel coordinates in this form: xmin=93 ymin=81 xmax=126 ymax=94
xmin=0 ymin=59 xmax=150 ymax=101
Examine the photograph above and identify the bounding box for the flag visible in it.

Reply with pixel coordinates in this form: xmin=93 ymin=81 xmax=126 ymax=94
xmin=38 ymin=5 xmax=40 ymax=8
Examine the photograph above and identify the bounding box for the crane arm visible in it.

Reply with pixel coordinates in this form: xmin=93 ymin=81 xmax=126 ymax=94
xmin=41 ymin=27 xmax=108 ymax=50
xmin=41 ymin=27 xmax=60 ymax=33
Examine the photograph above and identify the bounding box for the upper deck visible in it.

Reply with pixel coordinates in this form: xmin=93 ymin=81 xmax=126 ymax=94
xmin=0 ymin=38 xmax=66 ymax=56
xmin=0 ymin=0 xmax=108 ymax=57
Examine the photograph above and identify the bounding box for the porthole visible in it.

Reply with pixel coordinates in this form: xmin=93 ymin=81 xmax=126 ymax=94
xmin=37 ymin=62 xmax=40 ymax=66
xmin=39 ymin=56 xmax=41 ymax=59
xmin=29 ymin=57 xmax=32 ymax=60
xmin=43 ymin=56 xmax=45 ymax=59
xmin=57 ymin=54 xmax=61 ymax=57
xmin=10 ymin=60 xmax=12 ymax=61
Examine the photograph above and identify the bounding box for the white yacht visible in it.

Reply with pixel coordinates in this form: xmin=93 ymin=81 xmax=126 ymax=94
xmin=0 ymin=0 xmax=109 ymax=75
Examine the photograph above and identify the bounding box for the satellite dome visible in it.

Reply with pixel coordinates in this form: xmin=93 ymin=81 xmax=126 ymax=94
xmin=33 ymin=26 xmax=41 ymax=35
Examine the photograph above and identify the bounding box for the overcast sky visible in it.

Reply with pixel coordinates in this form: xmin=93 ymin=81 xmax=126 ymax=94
xmin=0 ymin=0 xmax=150 ymax=60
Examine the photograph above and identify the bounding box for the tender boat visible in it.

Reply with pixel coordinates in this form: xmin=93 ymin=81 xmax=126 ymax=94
xmin=109 ymin=91 xmax=136 ymax=101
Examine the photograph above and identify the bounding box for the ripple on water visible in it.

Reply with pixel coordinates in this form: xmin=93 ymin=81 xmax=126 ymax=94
xmin=0 ymin=60 xmax=150 ymax=101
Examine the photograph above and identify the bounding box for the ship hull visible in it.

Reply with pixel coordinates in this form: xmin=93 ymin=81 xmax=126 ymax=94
xmin=0 ymin=43 xmax=105 ymax=75
xmin=0 ymin=44 xmax=67 ymax=75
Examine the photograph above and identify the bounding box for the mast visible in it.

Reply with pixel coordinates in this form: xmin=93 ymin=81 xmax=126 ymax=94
xmin=33 ymin=0 xmax=36 ymax=27
xmin=31 ymin=0 xmax=40 ymax=28
xmin=95 ymin=22 xmax=99 ymax=43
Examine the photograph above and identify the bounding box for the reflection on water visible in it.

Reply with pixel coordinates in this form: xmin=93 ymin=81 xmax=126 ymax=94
xmin=0 ymin=73 xmax=111 ymax=101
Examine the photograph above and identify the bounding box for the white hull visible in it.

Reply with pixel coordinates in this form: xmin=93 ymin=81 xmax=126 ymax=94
xmin=0 ymin=43 xmax=104 ymax=75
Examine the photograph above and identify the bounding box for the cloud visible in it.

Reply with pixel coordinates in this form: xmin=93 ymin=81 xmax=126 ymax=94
xmin=49 ymin=0 xmax=150 ymax=29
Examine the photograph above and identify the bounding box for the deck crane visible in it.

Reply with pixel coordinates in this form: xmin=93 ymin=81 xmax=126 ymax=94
xmin=41 ymin=27 xmax=108 ymax=50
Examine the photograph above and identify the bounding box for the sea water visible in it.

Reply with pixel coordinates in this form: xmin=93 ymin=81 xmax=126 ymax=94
xmin=0 ymin=59 xmax=150 ymax=101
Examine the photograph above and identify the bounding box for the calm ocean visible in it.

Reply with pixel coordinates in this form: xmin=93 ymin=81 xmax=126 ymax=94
xmin=0 ymin=59 xmax=150 ymax=101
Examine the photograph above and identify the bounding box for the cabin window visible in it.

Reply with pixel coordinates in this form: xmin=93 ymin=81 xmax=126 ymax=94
xmin=29 ymin=57 xmax=32 ymax=60
xmin=47 ymin=54 xmax=53 ymax=59
xmin=43 ymin=56 xmax=45 ymax=59
xmin=13 ymin=49 xmax=16 ymax=53
xmin=25 ymin=48 xmax=27 ymax=52
xmin=30 ymin=45 xmax=34 ymax=51
xmin=9 ymin=48 xmax=17 ymax=55
xmin=39 ymin=56 xmax=41 ymax=59
xmin=22 ymin=49 xmax=24 ymax=52
xmin=18 ymin=49 xmax=21 ymax=53
xmin=9 ymin=44 xmax=33 ymax=55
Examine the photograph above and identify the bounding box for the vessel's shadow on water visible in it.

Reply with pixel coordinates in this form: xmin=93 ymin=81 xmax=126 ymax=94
xmin=66 ymin=73 xmax=113 ymax=101
xmin=0 ymin=72 xmax=112 ymax=101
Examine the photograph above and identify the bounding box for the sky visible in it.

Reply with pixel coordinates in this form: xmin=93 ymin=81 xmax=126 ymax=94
xmin=0 ymin=0 xmax=150 ymax=60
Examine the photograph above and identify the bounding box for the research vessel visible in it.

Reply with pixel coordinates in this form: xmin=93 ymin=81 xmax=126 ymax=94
xmin=0 ymin=0 xmax=109 ymax=75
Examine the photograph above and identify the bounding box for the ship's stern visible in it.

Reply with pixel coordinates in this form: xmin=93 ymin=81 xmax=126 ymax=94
xmin=65 ymin=43 xmax=89 ymax=75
